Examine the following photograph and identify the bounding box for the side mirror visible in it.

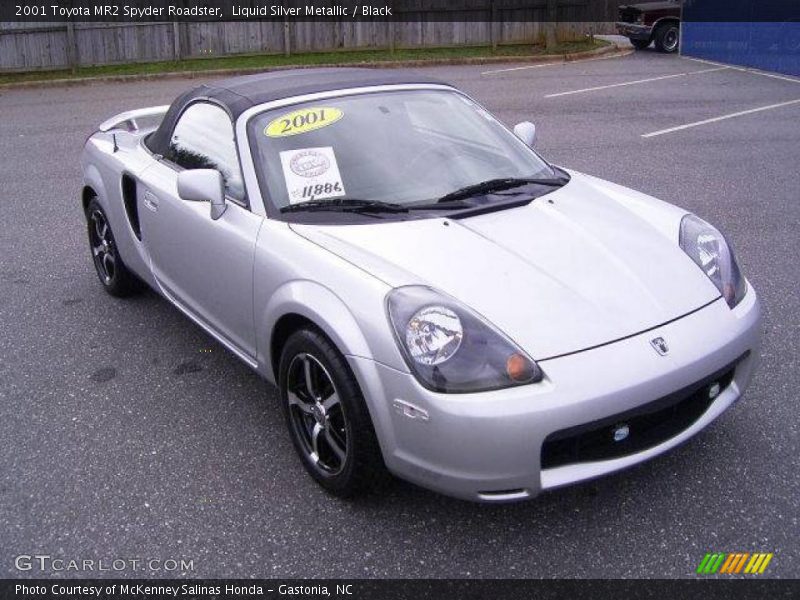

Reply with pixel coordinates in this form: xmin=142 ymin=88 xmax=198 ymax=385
xmin=513 ymin=121 xmax=537 ymax=148
xmin=177 ymin=169 xmax=227 ymax=220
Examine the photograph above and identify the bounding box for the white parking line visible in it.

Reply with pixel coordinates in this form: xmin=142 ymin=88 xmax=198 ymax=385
xmin=480 ymin=52 xmax=621 ymax=75
xmin=543 ymin=66 xmax=729 ymax=98
xmin=641 ymin=98 xmax=800 ymax=138
xmin=480 ymin=62 xmax=561 ymax=75
xmin=683 ymin=56 xmax=800 ymax=84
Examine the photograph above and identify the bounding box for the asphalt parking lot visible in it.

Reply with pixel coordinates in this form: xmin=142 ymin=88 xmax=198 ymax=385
xmin=1 ymin=44 xmax=798 ymax=579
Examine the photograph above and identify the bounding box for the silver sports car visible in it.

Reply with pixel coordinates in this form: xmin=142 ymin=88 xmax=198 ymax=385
xmin=81 ymin=69 xmax=761 ymax=502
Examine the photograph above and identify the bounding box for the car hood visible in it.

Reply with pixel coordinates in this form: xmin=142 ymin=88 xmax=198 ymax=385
xmin=290 ymin=172 xmax=720 ymax=360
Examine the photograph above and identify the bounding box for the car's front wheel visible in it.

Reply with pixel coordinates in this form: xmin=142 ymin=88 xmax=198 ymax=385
xmin=630 ymin=38 xmax=651 ymax=50
xmin=654 ymin=23 xmax=680 ymax=53
xmin=278 ymin=327 xmax=389 ymax=497
xmin=86 ymin=198 xmax=142 ymax=297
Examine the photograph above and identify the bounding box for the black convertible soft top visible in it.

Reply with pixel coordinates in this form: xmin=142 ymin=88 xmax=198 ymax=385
xmin=147 ymin=68 xmax=448 ymax=156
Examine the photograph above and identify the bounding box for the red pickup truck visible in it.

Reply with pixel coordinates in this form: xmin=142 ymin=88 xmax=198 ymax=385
xmin=617 ymin=1 xmax=682 ymax=53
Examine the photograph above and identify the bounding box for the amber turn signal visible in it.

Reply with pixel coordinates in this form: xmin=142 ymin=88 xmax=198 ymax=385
xmin=506 ymin=353 xmax=534 ymax=382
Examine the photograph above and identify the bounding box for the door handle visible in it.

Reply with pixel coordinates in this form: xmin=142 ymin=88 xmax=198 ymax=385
xmin=143 ymin=190 xmax=159 ymax=212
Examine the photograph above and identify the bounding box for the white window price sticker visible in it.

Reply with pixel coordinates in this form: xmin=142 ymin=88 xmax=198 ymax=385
xmin=279 ymin=146 xmax=346 ymax=204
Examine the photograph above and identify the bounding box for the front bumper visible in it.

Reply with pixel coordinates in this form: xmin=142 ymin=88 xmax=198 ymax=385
xmin=349 ymin=286 xmax=761 ymax=502
xmin=616 ymin=21 xmax=653 ymax=40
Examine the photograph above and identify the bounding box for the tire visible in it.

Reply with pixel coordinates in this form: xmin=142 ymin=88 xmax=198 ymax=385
xmin=278 ymin=327 xmax=390 ymax=498
xmin=654 ymin=23 xmax=680 ymax=53
xmin=630 ymin=38 xmax=651 ymax=50
xmin=86 ymin=198 xmax=142 ymax=297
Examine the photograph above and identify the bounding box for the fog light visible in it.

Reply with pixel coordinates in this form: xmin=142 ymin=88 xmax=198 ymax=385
xmin=708 ymin=382 xmax=721 ymax=399
xmin=613 ymin=423 xmax=630 ymax=442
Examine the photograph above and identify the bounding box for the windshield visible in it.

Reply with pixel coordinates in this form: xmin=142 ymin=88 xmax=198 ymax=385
xmin=247 ymin=89 xmax=556 ymax=211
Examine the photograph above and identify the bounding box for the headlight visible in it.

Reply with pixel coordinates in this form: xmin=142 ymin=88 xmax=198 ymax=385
xmin=387 ymin=286 xmax=543 ymax=393
xmin=405 ymin=305 xmax=463 ymax=365
xmin=679 ymin=214 xmax=746 ymax=308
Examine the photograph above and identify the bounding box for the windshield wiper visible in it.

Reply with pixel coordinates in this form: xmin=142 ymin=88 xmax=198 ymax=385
xmin=435 ymin=176 xmax=569 ymax=204
xmin=280 ymin=198 xmax=409 ymax=214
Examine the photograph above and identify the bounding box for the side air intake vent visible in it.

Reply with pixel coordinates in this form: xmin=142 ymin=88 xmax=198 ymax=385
xmin=121 ymin=174 xmax=141 ymax=240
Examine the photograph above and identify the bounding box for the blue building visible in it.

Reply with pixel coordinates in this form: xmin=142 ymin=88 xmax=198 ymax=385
xmin=681 ymin=1 xmax=800 ymax=76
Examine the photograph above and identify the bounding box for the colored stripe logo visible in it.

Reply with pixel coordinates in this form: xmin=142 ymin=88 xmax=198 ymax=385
xmin=696 ymin=552 xmax=773 ymax=574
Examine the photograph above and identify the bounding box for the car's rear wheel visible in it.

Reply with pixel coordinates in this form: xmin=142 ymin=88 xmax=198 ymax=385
xmin=630 ymin=38 xmax=651 ymax=50
xmin=278 ymin=327 xmax=389 ymax=497
xmin=86 ymin=198 xmax=142 ymax=297
xmin=654 ymin=23 xmax=680 ymax=53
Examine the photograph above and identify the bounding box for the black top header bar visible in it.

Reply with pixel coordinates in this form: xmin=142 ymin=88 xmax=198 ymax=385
xmin=2 ymin=0 xmax=798 ymax=23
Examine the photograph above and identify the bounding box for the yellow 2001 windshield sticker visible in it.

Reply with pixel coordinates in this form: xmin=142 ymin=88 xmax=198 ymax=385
xmin=265 ymin=107 xmax=343 ymax=137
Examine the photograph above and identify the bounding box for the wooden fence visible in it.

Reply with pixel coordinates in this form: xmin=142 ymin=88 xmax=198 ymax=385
xmin=0 ymin=2 xmax=620 ymax=72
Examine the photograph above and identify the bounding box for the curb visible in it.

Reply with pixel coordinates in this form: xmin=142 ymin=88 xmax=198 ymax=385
xmin=0 ymin=42 xmax=628 ymax=90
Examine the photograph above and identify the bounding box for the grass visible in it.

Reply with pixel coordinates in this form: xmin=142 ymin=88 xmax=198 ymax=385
xmin=0 ymin=39 xmax=607 ymax=85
